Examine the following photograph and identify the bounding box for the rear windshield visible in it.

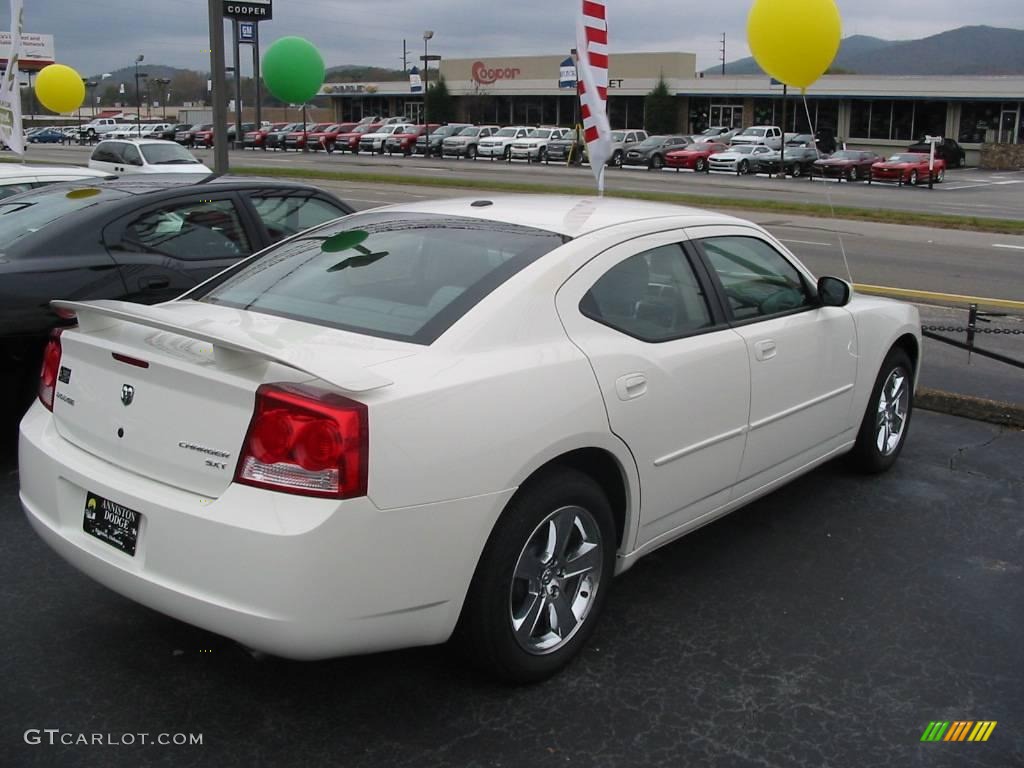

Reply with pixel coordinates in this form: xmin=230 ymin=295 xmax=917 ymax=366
xmin=194 ymin=213 xmax=569 ymax=344
xmin=0 ymin=186 xmax=128 ymax=250
xmin=140 ymin=143 xmax=203 ymax=165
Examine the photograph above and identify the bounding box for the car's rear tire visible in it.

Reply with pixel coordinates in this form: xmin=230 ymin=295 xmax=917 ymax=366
xmin=650 ymin=154 xmax=664 ymax=170
xmin=456 ymin=467 xmax=615 ymax=683
xmin=850 ymin=347 xmax=914 ymax=474
xmin=845 ymin=167 xmax=856 ymax=182
xmin=934 ymin=168 xmax=945 ymax=183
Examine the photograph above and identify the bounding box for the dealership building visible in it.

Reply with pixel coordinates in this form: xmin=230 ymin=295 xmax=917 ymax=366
xmin=320 ymin=51 xmax=1024 ymax=166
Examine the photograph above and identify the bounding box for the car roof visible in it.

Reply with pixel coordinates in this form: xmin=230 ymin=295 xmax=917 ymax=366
xmin=369 ymin=195 xmax=745 ymax=238
xmin=0 ymin=164 xmax=113 ymax=180
xmin=95 ymin=138 xmax=180 ymax=146
xmin=46 ymin=174 xmax=337 ymax=196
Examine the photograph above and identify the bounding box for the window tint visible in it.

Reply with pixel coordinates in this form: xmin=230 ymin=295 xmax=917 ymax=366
xmin=0 ymin=182 xmax=35 ymax=199
xmin=195 ymin=213 xmax=567 ymax=344
xmin=91 ymin=144 xmax=121 ymax=163
xmin=121 ymin=199 xmax=251 ymax=260
xmin=121 ymin=144 xmax=142 ymax=165
xmin=580 ymin=244 xmax=714 ymax=342
xmin=250 ymin=194 xmax=349 ymax=241
xmin=699 ymin=236 xmax=812 ymax=321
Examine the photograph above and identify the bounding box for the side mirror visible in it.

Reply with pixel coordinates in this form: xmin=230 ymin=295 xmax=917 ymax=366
xmin=818 ymin=276 xmax=851 ymax=307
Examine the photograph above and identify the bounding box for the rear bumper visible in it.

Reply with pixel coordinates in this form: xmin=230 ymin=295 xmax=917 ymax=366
xmin=19 ymin=404 xmax=513 ymax=660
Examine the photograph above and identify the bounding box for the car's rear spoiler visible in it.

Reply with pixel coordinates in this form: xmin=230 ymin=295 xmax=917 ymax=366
xmin=51 ymin=299 xmax=393 ymax=394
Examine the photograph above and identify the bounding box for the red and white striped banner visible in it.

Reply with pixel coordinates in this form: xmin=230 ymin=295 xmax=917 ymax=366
xmin=576 ymin=0 xmax=611 ymax=193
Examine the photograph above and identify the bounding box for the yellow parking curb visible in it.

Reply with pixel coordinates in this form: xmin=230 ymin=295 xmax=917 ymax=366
xmin=853 ymin=283 xmax=1024 ymax=311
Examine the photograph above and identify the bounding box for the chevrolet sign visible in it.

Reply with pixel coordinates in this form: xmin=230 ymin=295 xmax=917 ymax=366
xmin=223 ymin=0 xmax=272 ymax=20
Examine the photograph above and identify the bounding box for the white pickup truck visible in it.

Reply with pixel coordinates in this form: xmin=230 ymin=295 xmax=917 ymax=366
xmin=730 ymin=125 xmax=784 ymax=150
xmin=79 ymin=118 xmax=132 ymax=140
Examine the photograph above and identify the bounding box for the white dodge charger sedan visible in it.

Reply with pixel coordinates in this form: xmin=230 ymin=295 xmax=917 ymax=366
xmin=20 ymin=196 xmax=920 ymax=682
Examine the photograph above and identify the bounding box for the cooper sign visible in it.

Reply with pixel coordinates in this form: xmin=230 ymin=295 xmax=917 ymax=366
xmin=471 ymin=61 xmax=521 ymax=85
xmin=223 ymin=0 xmax=272 ymax=19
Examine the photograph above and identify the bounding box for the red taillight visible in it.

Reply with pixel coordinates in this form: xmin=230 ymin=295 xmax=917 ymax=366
xmin=235 ymin=384 xmax=368 ymax=499
xmin=38 ymin=329 xmax=64 ymax=411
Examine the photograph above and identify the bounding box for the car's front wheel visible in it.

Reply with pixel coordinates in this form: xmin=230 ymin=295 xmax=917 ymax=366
xmin=791 ymin=163 xmax=803 ymax=178
xmin=611 ymin=150 xmax=623 ymax=167
xmin=457 ymin=467 xmax=615 ymax=683
xmin=850 ymin=347 xmax=914 ymax=473
xmin=908 ymin=169 xmax=919 ymax=185
xmin=694 ymin=157 xmax=708 ymax=172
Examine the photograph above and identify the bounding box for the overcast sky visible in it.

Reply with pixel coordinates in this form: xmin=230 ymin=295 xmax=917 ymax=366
xmin=20 ymin=1 xmax=1024 ymax=77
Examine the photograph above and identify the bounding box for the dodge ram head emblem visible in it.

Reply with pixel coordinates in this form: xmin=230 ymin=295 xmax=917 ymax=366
xmin=121 ymin=384 xmax=135 ymax=406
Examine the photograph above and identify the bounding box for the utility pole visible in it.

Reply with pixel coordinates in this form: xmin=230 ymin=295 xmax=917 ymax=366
xmin=720 ymin=34 xmax=726 ymax=76
xmin=207 ymin=0 xmax=229 ymax=173
xmin=401 ymin=39 xmax=408 ymax=72
xmin=134 ymin=54 xmax=144 ymax=133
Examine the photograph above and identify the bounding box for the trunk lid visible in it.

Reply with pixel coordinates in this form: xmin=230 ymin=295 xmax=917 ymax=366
xmin=51 ymin=300 xmax=415 ymax=498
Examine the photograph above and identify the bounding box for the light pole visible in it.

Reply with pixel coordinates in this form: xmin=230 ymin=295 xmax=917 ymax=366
xmin=155 ymin=78 xmax=171 ymax=120
xmin=423 ymin=30 xmax=433 ymax=155
xmin=133 ymin=54 xmax=145 ymax=133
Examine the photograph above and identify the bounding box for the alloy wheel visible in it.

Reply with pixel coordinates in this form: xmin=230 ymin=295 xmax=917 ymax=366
xmin=875 ymin=367 xmax=910 ymax=456
xmin=509 ymin=504 xmax=604 ymax=655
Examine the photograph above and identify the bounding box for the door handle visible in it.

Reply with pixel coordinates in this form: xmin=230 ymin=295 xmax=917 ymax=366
xmin=754 ymin=339 xmax=777 ymax=361
xmin=615 ymin=373 xmax=648 ymax=401
xmin=139 ymin=277 xmax=170 ymax=291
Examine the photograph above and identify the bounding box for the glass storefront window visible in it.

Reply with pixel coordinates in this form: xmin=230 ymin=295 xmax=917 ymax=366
xmin=850 ymin=100 xmax=870 ymax=138
xmin=958 ymin=101 xmax=1021 ymax=144
xmin=914 ymin=101 xmax=946 ymax=140
xmin=869 ymin=100 xmax=893 ymax=139
xmin=892 ymin=101 xmax=914 ymax=141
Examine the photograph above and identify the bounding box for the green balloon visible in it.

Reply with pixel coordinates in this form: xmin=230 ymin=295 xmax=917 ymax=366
xmin=262 ymin=37 xmax=325 ymax=104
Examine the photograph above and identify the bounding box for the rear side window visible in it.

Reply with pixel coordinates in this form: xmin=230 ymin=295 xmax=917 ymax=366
xmin=91 ymin=143 xmax=122 ymax=163
xmin=121 ymin=199 xmax=251 ymax=260
xmin=581 ymin=244 xmax=714 ymax=342
xmin=195 ymin=213 xmax=568 ymax=344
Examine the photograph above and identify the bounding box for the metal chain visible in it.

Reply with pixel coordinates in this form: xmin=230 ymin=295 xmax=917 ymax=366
xmin=922 ymin=325 xmax=1024 ymax=335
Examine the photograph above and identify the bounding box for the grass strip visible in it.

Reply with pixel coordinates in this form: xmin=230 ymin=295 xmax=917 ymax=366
xmin=231 ymin=165 xmax=1024 ymax=236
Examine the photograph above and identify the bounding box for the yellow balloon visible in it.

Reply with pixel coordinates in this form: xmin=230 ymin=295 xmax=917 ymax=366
xmin=35 ymin=64 xmax=85 ymax=114
xmin=747 ymin=0 xmax=842 ymax=90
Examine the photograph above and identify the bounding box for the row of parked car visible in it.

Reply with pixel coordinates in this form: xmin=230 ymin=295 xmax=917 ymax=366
xmin=188 ymin=115 xmax=963 ymax=185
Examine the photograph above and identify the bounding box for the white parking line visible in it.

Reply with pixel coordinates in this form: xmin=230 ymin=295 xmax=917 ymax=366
xmin=992 ymin=244 xmax=1024 ymax=250
xmin=779 ymin=238 xmax=832 ymax=247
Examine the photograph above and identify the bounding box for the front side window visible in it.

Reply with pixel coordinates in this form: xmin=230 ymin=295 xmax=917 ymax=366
xmin=698 ymin=236 xmax=812 ymax=321
xmin=121 ymin=199 xmax=251 ymax=260
xmin=250 ymin=194 xmax=350 ymax=241
xmin=195 ymin=213 xmax=568 ymax=344
xmin=580 ymin=244 xmax=714 ymax=342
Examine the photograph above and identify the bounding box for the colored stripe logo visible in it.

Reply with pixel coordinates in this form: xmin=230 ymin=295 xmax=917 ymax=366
xmin=921 ymin=721 xmax=997 ymax=742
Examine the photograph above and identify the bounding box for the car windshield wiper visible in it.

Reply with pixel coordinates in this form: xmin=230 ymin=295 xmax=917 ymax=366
xmin=155 ymin=159 xmax=200 ymax=165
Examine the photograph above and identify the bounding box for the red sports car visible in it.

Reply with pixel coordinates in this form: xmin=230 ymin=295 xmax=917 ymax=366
xmin=665 ymin=142 xmax=728 ymax=172
xmin=870 ymin=153 xmax=946 ymax=185
xmin=309 ymin=122 xmax=358 ymax=153
xmin=813 ymin=150 xmax=884 ymax=181
xmin=243 ymin=122 xmax=288 ymax=150
xmin=335 ymin=122 xmax=384 ymax=153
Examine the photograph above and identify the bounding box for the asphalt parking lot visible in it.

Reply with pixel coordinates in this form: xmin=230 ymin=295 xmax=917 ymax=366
xmin=2 ymin=408 xmax=1021 ymax=768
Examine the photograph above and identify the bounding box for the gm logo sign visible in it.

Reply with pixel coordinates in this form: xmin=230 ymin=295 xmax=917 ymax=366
xmin=240 ymin=22 xmax=255 ymax=42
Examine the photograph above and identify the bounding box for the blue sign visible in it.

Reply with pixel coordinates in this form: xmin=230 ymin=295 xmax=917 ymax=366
xmin=558 ymin=56 xmax=577 ymax=89
xmin=239 ymin=22 xmax=256 ymax=42
xmin=409 ymin=66 xmax=422 ymax=93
